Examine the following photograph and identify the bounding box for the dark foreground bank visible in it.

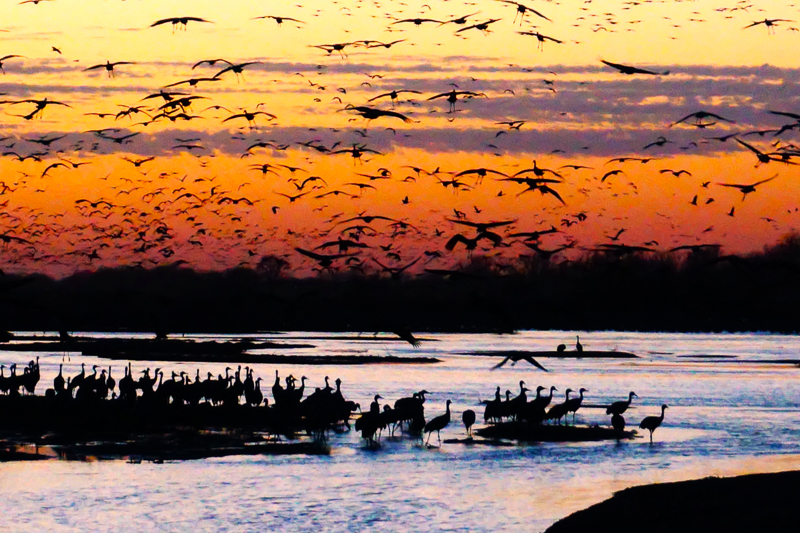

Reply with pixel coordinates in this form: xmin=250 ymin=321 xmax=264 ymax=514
xmin=546 ymin=470 xmax=800 ymax=532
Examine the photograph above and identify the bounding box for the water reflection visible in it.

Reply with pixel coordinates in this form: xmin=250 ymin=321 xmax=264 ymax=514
xmin=0 ymin=330 xmax=799 ymax=532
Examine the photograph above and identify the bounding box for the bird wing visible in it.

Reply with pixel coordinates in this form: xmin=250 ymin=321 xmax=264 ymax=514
xmin=703 ymin=112 xmax=735 ymax=123
xmin=751 ymin=174 xmax=778 ymax=187
xmin=490 ymin=356 xmax=512 ymax=370
xmin=392 ymin=329 xmax=420 ymax=347
xmin=427 ymin=92 xmax=451 ymax=100
xmin=522 ymin=355 xmax=548 ymax=372
xmin=600 ymin=59 xmax=628 ymax=72
xmin=529 ymin=8 xmax=552 ymax=22
xmin=295 ymin=247 xmax=327 ymax=261
xmin=150 ymin=18 xmax=176 ymax=27
xmin=446 ymin=218 xmax=479 ymax=228
xmin=538 ymin=185 xmax=566 ymax=204
xmin=601 ymin=170 xmax=622 ymax=182
xmin=445 ymin=234 xmax=469 ymax=251
xmin=734 ymin=138 xmax=763 ymax=155
xmin=376 ymin=109 xmax=416 ymax=122
xmin=629 ymin=66 xmax=661 ymax=75
xmin=367 ymin=93 xmax=393 ymax=102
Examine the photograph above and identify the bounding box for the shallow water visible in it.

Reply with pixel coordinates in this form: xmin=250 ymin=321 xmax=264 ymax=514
xmin=1 ymin=331 xmax=799 ymax=532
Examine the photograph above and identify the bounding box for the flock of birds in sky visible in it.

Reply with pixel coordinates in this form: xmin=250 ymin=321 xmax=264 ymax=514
xmin=0 ymin=1 xmax=799 ymax=276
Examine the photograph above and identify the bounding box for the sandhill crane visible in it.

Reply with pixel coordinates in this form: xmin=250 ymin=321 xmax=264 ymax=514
xmin=355 ymin=394 xmax=384 ymax=446
xmin=490 ymin=352 xmax=548 ymax=372
xmin=612 ymin=413 xmax=626 ymax=435
xmin=546 ymin=389 xmax=572 ymax=425
xmin=84 ymin=60 xmax=135 ymax=78
xmin=744 ymin=19 xmax=794 ymax=34
xmin=424 ymin=399 xmax=452 ymax=445
xmin=53 ymin=363 xmax=65 ymax=392
xmin=717 ymin=174 xmax=779 ymax=200
xmin=565 ymin=388 xmax=587 ymax=424
xmin=607 ymin=391 xmax=637 ymax=416
xmin=517 ymin=31 xmax=562 ymax=50
xmin=462 ymin=409 xmax=476 ymax=437
xmin=252 ymin=15 xmax=306 ymax=26
xmin=483 ymin=386 xmax=503 ymax=423
xmin=368 ymin=90 xmax=421 ymax=107
xmin=427 ymin=90 xmax=486 ymax=112
xmin=497 ymin=0 xmax=551 ymax=25
xmin=342 ymin=105 xmax=417 ymax=124
xmin=601 ymin=59 xmax=669 ymax=76
xmin=670 ymin=111 xmax=735 ymax=128
xmin=69 ymin=363 xmax=86 ymax=395
xmin=150 ymin=17 xmax=213 ymax=32
xmin=639 ymin=404 xmax=668 ymax=443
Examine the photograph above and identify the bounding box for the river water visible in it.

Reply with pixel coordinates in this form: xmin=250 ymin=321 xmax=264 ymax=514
xmin=1 ymin=331 xmax=799 ymax=532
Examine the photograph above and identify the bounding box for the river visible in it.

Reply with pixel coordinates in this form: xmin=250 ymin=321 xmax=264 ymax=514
xmin=1 ymin=331 xmax=799 ymax=532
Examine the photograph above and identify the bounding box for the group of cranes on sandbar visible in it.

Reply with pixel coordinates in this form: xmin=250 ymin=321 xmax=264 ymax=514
xmin=0 ymin=358 xmax=40 ymax=396
xmin=2 ymin=358 xmax=667 ymax=446
xmin=352 ymin=390 xmax=463 ymax=447
xmin=18 ymin=364 xmax=361 ymax=442
xmin=482 ymin=383 xmax=668 ymax=442
xmin=48 ymin=362 xmax=270 ymax=407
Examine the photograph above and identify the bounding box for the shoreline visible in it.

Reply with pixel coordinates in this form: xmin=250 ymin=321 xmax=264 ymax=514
xmin=545 ymin=470 xmax=800 ymax=532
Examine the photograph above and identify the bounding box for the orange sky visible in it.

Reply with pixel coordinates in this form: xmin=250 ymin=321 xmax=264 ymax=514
xmin=1 ymin=0 xmax=800 ymax=277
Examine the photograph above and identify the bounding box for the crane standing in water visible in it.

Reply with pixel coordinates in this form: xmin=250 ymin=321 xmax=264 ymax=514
xmin=424 ymin=399 xmax=452 ymax=445
xmin=639 ymin=404 xmax=668 ymax=443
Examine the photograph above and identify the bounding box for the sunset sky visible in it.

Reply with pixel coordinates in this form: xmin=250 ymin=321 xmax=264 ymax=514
xmin=1 ymin=0 xmax=800 ymax=277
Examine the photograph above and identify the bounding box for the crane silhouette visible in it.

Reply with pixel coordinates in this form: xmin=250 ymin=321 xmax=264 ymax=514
xmin=367 ymin=90 xmax=421 ymax=107
xmin=611 ymin=413 xmax=626 ymax=435
xmin=84 ymin=60 xmax=135 ymax=78
xmin=424 ymin=399 xmax=452 ymax=445
xmin=252 ymin=15 xmax=305 ymax=26
xmin=565 ymin=387 xmax=587 ymax=424
xmin=734 ymin=139 xmax=794 ymax=166
xmin=342 ymin=105 xmax=417 ymax=124
xmin=639 ymin=404 xmax=668 ymax=443
xmin=607 ymin=391 xmax=637 ymax=416
xmin=150 ymin=17 xmax=213 ymax=32
xmin=295 ymin=247 xmax=360 ymax=270
xmin=744 ymin=19 xmax=793 ymax=34
xmin=427 ymin=90 xmax=487 ymax=113
xmin=670 ymin=111 xmax=736 ymax=127
xmin=546 ymin=389 xmax=572 ymax=425
xmin=222 ymin=109 xmax=276 ymax=127
xmin=455 ymin=19 xmax=502 ymax=35
xmin=518 ymin=31 xmax=562 ymax=50
xmin=717 ymin=174 xmax=778 ymax=200
xmin=490 ymin=352 xmax=548 ymax=371
xmin=497 ymin=1 xmax=551 ymax=25
xmin=311 ymin=42 xmax=356 ymax=58
xmin=601 ymin=59 xmax=669 ymax=76
xmin=462 ymin=409 xmax=476 ymax=437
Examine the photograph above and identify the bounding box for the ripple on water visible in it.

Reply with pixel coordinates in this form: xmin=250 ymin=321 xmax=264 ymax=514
xmin=2 ymin=331 xmax=800 ymax=532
